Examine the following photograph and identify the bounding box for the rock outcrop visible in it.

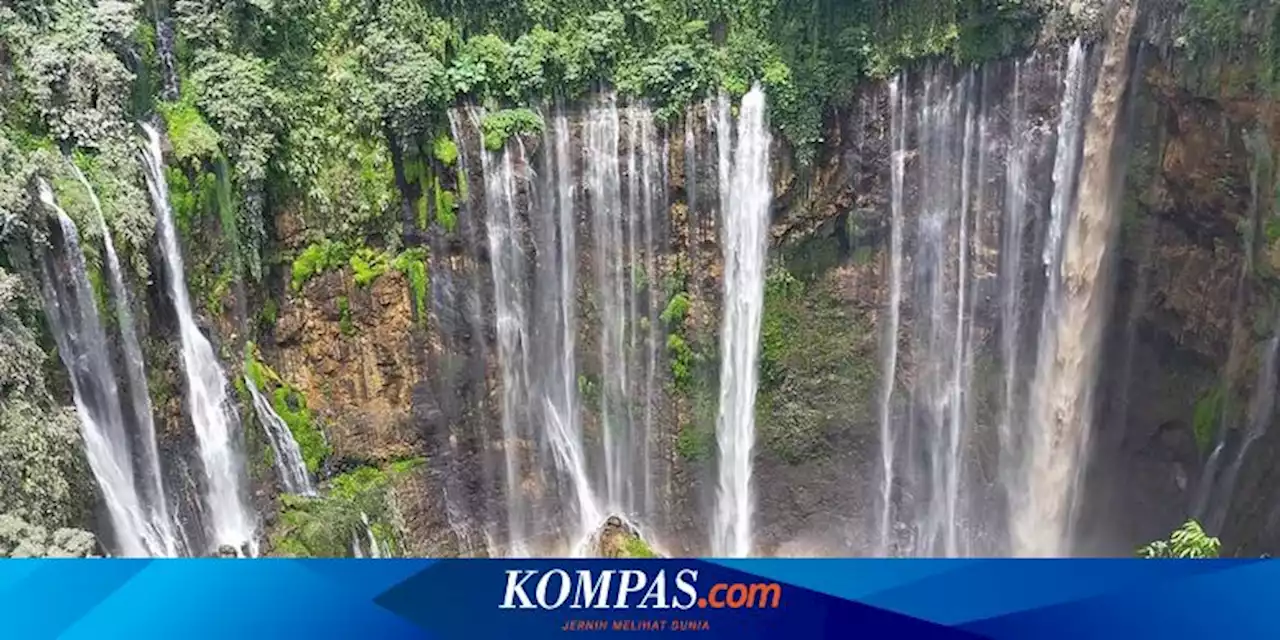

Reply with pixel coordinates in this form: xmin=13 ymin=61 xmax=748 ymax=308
xmin=272 ymin=268 xmax=423 ymax=465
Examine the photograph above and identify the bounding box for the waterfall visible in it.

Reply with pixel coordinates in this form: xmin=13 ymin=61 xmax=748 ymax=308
xmin=711 ymin=85 xmax=771 ymax=558
xmin=446 ymin=109 xmax=501 ymax=555
xmin=639 ymin=109 xmax=661 ymax=521
xmin=872 ymin=30 xmax=1138 ymax=557
xmin=69 ymin=166 xmax=180 ymax=556
xmin=139 ymin=123 xmax=256 ymax=554
xmin=471 ymin=108 xmax=536 ymax=555
xmin=1203 ymin=332 xmax=1280 ymax=533
xmin=244 ymin=374 xmax=315 ymax=496
xmin=541 ymin=104 xmax=602 ymax=540
xmin=362 ymin=512 xmax=383 ymax=559
xmin=155 ymin=16 xmax=180 ymax=102
xmin=585 ymin=95 xmax=632 ymax=513
xmin=1017 ymin=0 xmax=1138 ymax=555
xmin=878 ymin=76 xmax=907 ymax=555
xmin=997 ymin=58 xmax=1033 ymax=515
xmin=35 ymin=180 xmax=168 ymax=557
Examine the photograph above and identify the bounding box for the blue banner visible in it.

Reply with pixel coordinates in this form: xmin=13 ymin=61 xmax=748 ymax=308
xmin=0 ymin=559 xmax=1273 ymax=639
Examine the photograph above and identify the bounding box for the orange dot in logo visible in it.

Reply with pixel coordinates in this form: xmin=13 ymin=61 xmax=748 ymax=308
xmin=697 ymin=598 xmax=707 ymax=608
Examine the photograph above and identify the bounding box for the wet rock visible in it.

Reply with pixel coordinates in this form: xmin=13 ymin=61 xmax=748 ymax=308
xmin=588 ymin=516 xmax=659 ymax=558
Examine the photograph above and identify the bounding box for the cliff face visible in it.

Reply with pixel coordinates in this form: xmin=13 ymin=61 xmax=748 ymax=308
xmin=164 ymin=33 xmax=1280 ymax=558
xmin=272 ymin=265 xmax=422 ymax=465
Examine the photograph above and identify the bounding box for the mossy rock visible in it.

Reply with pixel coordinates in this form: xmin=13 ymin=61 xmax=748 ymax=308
xmin=591 ymin=516 xmax=660 ymax=558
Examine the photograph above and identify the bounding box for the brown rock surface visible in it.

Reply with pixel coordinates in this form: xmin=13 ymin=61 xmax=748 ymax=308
xmin=273 ymin=268 xmax=423 ymax=464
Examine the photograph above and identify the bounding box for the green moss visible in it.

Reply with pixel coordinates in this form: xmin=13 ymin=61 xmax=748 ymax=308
xmin=291 ymin=240 xmax=351 ymax=290
xmin=272 ymin=386 xmax=330 ymax=475
xmin=760 ymin=266 xmax=802 ymax=388
xmin=164 ymin=166 xmax=215 ymax=240
xmin=660 ymin=292 xmax=690 ymax=327
xmin=755 ymin=268 xmax=878 ymax=464
xmin=480 ymin=108 xmax=544 ymax=152
xmin=158 ymin=98 xmax=221 ymax=163
xmin=666 ymin=333 xmax=695 ymax=392
xmin=433 ymin=136 xmax=459 ymax=166
xmin=389 ymin=457 xmax=426 ymax=475
xmin=1193 ymin=385 xmax=1225 ymax=454
xmin=204 ymin=268 xmax=235 ymax=316
xmin=457 ymin=167 xmax=469 ymax=202
xmin=330 ymin=466 xmax=389 ymax=501
xmin=578 ymin=374 xmax=600 ymax=407
xmin=621 ymin=535 xmax=658 ymax=558
xmin=392 ymin=247 xmax=430 ymax=321
xmin=244 ymin=346 xmax=331 ymax=475
xmin=434 ymin=177 xmax=458 ymax=232
xmin=258 ymin=298 xmax=279 ymax=331
xmin=675 ymin=420 xmax=714 ymax=462
xmin=338 ymin=296 xmax=354 ymax=336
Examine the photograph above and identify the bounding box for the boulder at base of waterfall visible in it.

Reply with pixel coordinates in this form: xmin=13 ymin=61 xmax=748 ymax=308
xmin=589 ymin=516 xmax=660 ymax=558
xmin=217 ymin=544 xmax=238 ymax=558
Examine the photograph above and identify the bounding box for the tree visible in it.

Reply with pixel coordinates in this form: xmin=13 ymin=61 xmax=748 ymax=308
xmin=1137 ymin=520 xmax=1222 ymax=558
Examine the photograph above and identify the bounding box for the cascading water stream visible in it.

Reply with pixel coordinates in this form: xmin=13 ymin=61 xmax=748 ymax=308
xmin=585 ymin=95 xmax=632 ymax=514
xmin=1017 ymin=2 xmax=1138 ymax=555
xmin=244 ymin=374 xmax=315 ymax=496
xmin=542 ymin=105 xmax=603 ymax=541
xmin=362 ymin=512 xmax=383 ymax=559
xmin=140 ymin=123 xmax=256 ymax=554
xmin=69 ymin=166 xmax=181 ymax=556
xmin=1204 ymin=331 xmax=1280 ymax=534
xmin=878 ymin=75 xmax=908 ymax=555
xmin=872 ymin=29 xmax=1137 ymax=557
xmin=712 ymin=85 xmax=770 ymax=558
xmin=472 ymin=107 xmax=535 ymax=555
xmin=36 ymin=180 xmax=166 ymax=557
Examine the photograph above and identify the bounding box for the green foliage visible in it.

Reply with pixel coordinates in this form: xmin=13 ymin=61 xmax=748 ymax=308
xmin=272 ymin=386 xmax=330 ymax=476
xmin=0 ymin=269 xmax=94 ymax=530
xmin=159 ymin=97 xmax=221 ymax=164
xmin=434 ymin=178 xmax=458 ymax=233
xmin=621 ymin=535 xmax=659 ymax=558
xmin=350 ymin=248 xmax=391 ymax=288
xmin=1138 ymin=520 xmax=1221 ymax=558
xmin=667 ymin=333 xmax=695 ymax=392
xmin=481 ymin=109 xmax=545 ymax=152
xmin=760 ymin=266 xmax=802 ymax=387
xmin=392 ymin=248 xmax=430 ymax=320
xmin=1193 ymin=385 xmax=1225 ymax=454
xmin=259 ymin=298 xmax=279 ymax=331
xmin=244 ymin=346 xmax=332 ymax=476
xmin=660 ymin=292 xmax=691 ymax=327
xmin=272 ymin=466 xmax=392 ymax=558
xmin=578 ymin=374 xmax=601 ymax=408
xmin=291 ymin=240 xmax=352 ymax=290
xmin=338 ymin=296 xmax=355 ymax=336
xmin=389 ymin=457 xmax=426 ymax=475
xmin=433 ymin=136 xmax=459 ymax=167
xmin=675 ymin=420 xmax=714 ymax=462
xmin=755 ymin=262 xmax=878 ymax=464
